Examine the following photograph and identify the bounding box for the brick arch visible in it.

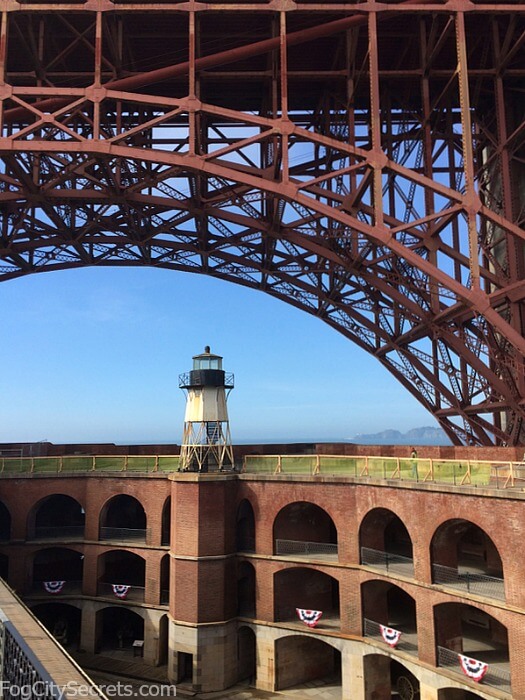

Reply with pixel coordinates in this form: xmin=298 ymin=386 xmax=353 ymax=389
xmin=240 ymin=483 xmax=349 ymax=557
xmin=236 ymin=498 xmax=255 ymax=553
xmin=29 ymin=546 xmax=84 ymax=598
xmin=28 ymin=492 xmax=85 ymax=514
xmin=359 ymin=507 xmax=413 ymax=558
xmin=98 ymin=493 xmax=147 ymax=532
xmin=27 ymin=493 xmax=85 ymax=539
xmin=361 ymin=579 xmax=418 ymax=652
xmin=0 ymin=500 xmax=11 ymax=541
xmin=31 ymin=542 xmax=85 ymax=555
xmin=237 ymin=561 xmax=255 ymax=617
xmin=161 ymin=496 xmax=171 ymax=546
xmin=430 ymin=518 xmax=504 ymax=578
xmin=273 ymin=501 xmax=338 ymax=551
xmin=235 ymin=488 xmax=263 ymax=525
xmin=160 ymin=553 xmax=170 ymax=605
xmin=94 ymin=544 xmax=150 ymax=558
xmin=97 ymin=549 xmax=146 ymax=582
xmin=433 ymin=601 xmax=510 ymax=675
xmin=274 ymin=566 xmax=340 ymax=628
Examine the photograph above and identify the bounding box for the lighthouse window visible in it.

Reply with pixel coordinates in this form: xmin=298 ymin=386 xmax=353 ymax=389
xmin=194 ymin=357 xmax=222 ymax=370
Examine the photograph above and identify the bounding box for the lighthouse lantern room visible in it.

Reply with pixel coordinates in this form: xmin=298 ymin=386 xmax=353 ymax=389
xmin=178 ymin=346 xmax=234 ymax=472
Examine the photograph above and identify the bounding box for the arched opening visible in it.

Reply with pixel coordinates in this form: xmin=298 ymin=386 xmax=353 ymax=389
xmin=158 ymin=614 xmax=169 ymax=667
xmin=236 ymin=499 xmax=255 ymax=553
xmin=237 ymin=626 xmax=256 ymax=684
xmin=362 ymin=581 xmax=418 ymax=656
xmin=160 ymin=553 xmax=170 ymax=605
xmin=161 ymin=497 xmax=171 ymax=546
xmin=29 ymin=495 xmax=85 ymax=540
xmin=431 ymin=519 xmax=504 ymax=600
xmin=275 ymin=636 xmax=341 ymax=695
xmin=237 ymin=561 xmax=255 ymax=617
xmin=97 ymin=550 xmax=146 ymax=602
xmin=32 ymin=547 xmax=84 ymax=595
xmin=96 ymin=607 xmax=144 ymax=658
xmin=0 ymin=502 xmax=11 ymax=541
xmin=362 ymin=656 xmax=420 ymax=700
xmin=274 ymin=567 xmax=340 ymax=629
xmin=437 ymin=690 xmax=485 ymax=699
xmin=273 ymin=501 xmax=337 ymax=559
xmin=359 ymin=508 xmax=413 ymax=576
xmin=31 ymin=602 xmax=81 ymax=650
xmin=0 ymin=553 xmax=8 ymax=581
xmin=435 ymin=603 xmax=510 ymax=694
xmin=99 ymin=495 xmax=147 ymax=543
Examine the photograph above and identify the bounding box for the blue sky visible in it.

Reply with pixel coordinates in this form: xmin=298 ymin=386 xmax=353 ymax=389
xmin=0 ymin=267 xmax=434 ymax=445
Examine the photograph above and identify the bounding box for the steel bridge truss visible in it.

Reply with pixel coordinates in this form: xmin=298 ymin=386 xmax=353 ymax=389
xmin=0 ymin=1 xmax=524 ymax=445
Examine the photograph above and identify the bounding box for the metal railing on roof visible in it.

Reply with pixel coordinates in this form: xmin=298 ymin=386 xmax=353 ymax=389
xmin=242 ymin=453 xmax=525 ymax=489
xmin=0 ymin=454 xmax=180 ymax=475
xmin=0 ymin=452 xmax=523 ymax=490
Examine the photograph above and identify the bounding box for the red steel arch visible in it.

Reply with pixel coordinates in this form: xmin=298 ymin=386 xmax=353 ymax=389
xmin=1 ymin=2 xmax=524 ymax=445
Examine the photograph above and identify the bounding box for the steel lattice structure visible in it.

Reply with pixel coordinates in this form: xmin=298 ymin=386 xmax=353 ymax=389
xmin=0 ymin=1 xmax=524 ymax=445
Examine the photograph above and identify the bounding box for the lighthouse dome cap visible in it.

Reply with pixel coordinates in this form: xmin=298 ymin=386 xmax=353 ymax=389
xmin=192 ymin=345 xmax=223 ymax=360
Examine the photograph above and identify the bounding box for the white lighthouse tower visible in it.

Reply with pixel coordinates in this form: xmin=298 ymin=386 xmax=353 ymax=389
xmin=178 ymin=346 xmax=235 ymax=472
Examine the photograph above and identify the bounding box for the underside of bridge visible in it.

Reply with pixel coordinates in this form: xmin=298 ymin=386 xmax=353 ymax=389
xmin=0 ymin=0 xmax=524 ymax=445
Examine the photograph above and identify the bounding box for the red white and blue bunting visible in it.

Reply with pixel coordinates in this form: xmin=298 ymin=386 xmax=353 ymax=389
xmin=458 ymin=654 xmax=488 ymax=682
xmin=112 ymin=584 xmax=131 ymax=599
xmin=296 ymin=609 xmax=323 ymax=628
xmin=379 ymin=624 xmax=402 ymax=648
xmin=43 ymin=581 xmax=65 ymax=594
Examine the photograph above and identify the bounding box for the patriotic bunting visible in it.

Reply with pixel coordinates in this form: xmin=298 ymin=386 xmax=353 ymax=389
xmin=458 ymin=654 xmax=488 ymax=682
xmin=296 ymin=608 xmax=323 ymax=628
xmin=379 ymin=624 xmax=402 ymax=648
xmin=112 ymin=584 xmax=131 ymax=599
xmin=43 ymin=581 xmax=65 ymax=594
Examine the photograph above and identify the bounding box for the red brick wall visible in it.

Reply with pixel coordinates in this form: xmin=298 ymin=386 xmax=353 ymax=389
xmin=1 ymin=469 xmax=525 ymax=695
xmin=236 ymin=476 xmax=525 ymax=695
xmin=5 ymin=440 xmax=521 ymax=462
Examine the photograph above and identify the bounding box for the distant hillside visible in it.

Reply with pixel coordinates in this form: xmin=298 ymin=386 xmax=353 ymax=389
xmin=349 ymin=426 xmax=451 ymax=446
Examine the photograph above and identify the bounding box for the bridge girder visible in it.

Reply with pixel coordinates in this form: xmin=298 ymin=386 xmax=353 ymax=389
xmin=0 ymin=3 xmax=524 ymax=446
